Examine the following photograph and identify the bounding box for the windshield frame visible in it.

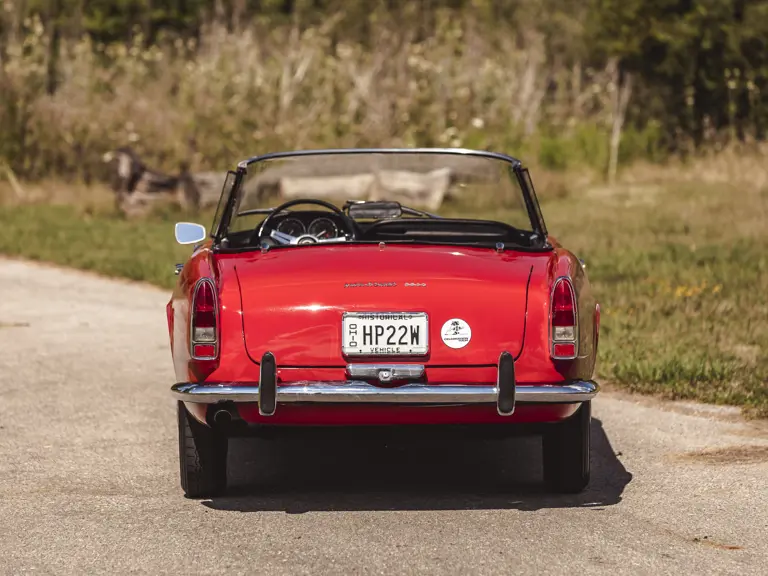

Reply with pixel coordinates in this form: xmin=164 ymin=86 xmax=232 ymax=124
xmin=212 ymin=148 xmax=547 ymax=247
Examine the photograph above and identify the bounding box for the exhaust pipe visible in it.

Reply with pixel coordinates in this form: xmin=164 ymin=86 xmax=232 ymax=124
xmin=207 ymin=402 xmax=244 ymax=433
xmin=213 ymin=409 xmax=233 ymax=425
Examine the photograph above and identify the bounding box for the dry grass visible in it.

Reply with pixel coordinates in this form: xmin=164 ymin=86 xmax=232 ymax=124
xmin=621 ymin=142 xmax=768 ymax=192
xmin=0 ymin=179 xmax=114 ymax=206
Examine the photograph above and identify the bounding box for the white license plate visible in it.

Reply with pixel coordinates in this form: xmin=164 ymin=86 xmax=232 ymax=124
xmin=342 ymin=312 xmax=429 ymax=356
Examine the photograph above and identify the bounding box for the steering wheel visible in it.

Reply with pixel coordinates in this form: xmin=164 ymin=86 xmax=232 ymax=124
xmin=252 ymin=198 xmax=356 ymax=246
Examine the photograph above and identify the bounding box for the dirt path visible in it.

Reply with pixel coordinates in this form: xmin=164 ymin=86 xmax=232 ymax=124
xmin=1 ymin=258 xmax=766 ymax=575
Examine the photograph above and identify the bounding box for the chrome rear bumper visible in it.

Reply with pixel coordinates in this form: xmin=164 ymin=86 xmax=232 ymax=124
xmin=171 ymin=380 xmax=598 ymax=412
xmin=173 ymin=351 xmax=597 ymax=417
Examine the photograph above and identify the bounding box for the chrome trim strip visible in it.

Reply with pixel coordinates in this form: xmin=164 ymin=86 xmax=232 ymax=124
xmin=346 ymin=364 xmax=425 ymax=382
xmin=237 ymin=148 xmax=523 ymax=170
xmin=171 ymin=381 xmax=598 ymax=405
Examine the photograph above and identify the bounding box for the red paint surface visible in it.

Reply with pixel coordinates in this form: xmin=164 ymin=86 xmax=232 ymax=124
xmin=233 ymin=244 xmax=533 ymax=366
xmin=235 ymin=401 xmax=578 ymax=426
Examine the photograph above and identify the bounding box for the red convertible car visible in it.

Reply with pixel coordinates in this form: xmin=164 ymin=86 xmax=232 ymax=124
xmin=168 ymin=149 xmax=600 ymax=497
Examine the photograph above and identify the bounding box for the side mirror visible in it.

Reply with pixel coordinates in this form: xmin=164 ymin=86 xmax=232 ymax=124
xmin=175 ymin=222 xmax=206 ymax=245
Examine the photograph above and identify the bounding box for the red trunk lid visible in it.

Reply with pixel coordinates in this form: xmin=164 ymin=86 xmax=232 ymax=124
xmin=232 ymin=244 xmax=536 ymax=366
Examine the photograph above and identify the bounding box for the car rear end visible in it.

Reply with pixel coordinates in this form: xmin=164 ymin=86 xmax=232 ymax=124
xmin=173 ymin=244 xmax=596 ymax=414
xmin=167 ymin=148 xmax=599 ymax=498
xmin=169 ymin=243 xmax=598 ymax=497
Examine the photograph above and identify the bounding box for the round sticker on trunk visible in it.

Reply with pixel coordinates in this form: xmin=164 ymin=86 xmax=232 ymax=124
xmin=441 ymin=318 xmax=472 ymax=349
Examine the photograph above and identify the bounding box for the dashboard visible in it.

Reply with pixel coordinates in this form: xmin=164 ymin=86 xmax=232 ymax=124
xmin=224 ymin=202 xmax=539 ymax=251
xmin=267 ymin=210 xmax=351 ymax=241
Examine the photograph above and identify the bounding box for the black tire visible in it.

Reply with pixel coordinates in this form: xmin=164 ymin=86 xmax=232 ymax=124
xmin=178 ymin=401 xmax=228 ymax=498
xmin=542 ymin=401 xmax=591 ymax=493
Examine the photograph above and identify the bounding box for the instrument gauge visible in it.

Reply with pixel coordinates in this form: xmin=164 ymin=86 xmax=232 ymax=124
xmin=308 ymin=217 xmax=339 ymax=239
xmin=276 ymin=217 xmax=306 ymax=237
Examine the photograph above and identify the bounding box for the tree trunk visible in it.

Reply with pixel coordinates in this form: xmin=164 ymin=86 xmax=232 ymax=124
xmin=232 ymin=0 xmax=246 ymax=32
xmin=608 ymin=61 xmax=632 ymax=185
xmin=45 ymin=0 xmax=61 ymax=96
xmin=214 ymin=0 xmax=226 ymax=25
xmin=10 ymin=0 xmax=27 ymax=47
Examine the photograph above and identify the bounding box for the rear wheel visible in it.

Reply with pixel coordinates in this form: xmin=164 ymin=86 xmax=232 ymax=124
xmin=178 ymin=401 xmax=228 ymax=498
xmin=542 ymin=401 xmax=591 ymax=493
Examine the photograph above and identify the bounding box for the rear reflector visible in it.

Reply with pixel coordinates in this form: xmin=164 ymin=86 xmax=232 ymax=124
xmin=551 ymin=277 xmax=578 ymax=360
xmin=553 ymin=342 xmax=576 ymax=358
xmin=192 ymin=343 xmax=216 ymax=358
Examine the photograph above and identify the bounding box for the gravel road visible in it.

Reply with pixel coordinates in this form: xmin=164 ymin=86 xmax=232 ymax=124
xmin=1 ymin=258 xmax=766 ymax=575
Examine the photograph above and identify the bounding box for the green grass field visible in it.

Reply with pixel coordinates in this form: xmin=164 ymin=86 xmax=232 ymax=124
xmin=1 ymin=179 xmax=766 ymax=417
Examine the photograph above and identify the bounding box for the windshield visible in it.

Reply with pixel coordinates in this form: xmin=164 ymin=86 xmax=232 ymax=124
xmin=227 ymin=150 xmax=536 ymax=235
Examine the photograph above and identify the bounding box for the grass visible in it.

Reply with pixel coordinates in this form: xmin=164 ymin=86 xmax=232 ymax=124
xmin=1 ymin=175 xmax=767 ymax=417
xmin=0 ymin=203 xmax=192 ymax=288
xmin=541 ymin=181 xmax=768 ymax=418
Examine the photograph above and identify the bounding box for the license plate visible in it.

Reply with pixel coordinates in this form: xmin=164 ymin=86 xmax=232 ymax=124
xmin=342 ymin=312 xmax=429 ymax=356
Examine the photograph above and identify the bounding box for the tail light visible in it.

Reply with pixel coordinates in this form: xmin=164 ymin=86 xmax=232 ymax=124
xmin=551 ymin=277 xmax=578 ymax=360
xmin=191 ymin=278 xmax=218 ymax=360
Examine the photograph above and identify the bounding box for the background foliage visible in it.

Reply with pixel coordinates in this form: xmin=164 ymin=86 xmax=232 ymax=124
xmin=1 ymin=0 xmax=766 ymax=181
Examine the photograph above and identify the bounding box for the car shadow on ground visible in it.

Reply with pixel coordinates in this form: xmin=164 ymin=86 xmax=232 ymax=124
xmin=202 ymin=418 xmax=632 ymax=513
